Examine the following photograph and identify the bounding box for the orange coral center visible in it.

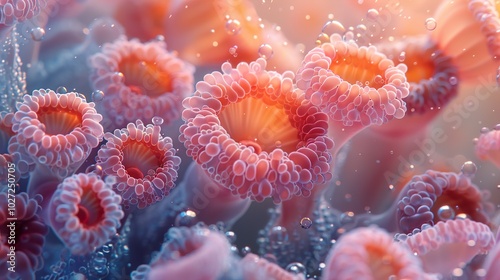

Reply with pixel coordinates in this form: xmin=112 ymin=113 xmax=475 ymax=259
xmin=404 ymin=56 xmax=434 ymax=83
xmin=218 ymin=97 xmax=299 ymax=153
xmin=366 ymin=244 xmax=403 ymax=279
xmin=37 ymin=108 xmax=82 ymax=135
xmin=78 ymin=184 xmax=105 ymax=228
xmin=329 ymin=53 xmax=386 ymax=88
xmin=122 ymin=141 xmax=162 ymax=179
xmin=118 ymin=55 xmax=172 ymax=97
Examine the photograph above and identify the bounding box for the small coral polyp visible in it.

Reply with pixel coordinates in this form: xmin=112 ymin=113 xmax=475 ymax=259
xmin=431 ymin=0 xmax=500 ymax=82
xmin=377 ymin=36 xmax=459 ymax=116
xmin=0 ymin=192 xmax=48 ymax=280
xmin=48 ymin=173 xmax=124 ymax=256
xmin=400 ymin=219 xmax=495 ymax=276
xmin=475 ymin=126 xmax=500 ymax=169
xmin=88 ymin=37 xmax=194 ymax=130
xmin=97 ymin=119 xmax=181 ymax=209
xmin=8 ymin=89 xmax=104 ymax=177
xmin=396 ymin=170 xmax=492 ymax=234
xmin=133 ymin=225 xmax=234 ymax=280
xmin=323 ymin=226 xmax=431 ymax=280
xmin=180 ymin=58 xmax=334 ymax=203
xmin=296 ymin=33 xmax=409 ymax=127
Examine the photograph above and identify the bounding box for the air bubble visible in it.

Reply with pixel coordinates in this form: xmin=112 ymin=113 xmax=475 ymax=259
xmin=85 ymin=164 xmax=103 ymax=174
xmin=56 ymin=86 xmax=68 ymax=94
xmin=322 ymin=20 xmax=346 ymax=35
xmin=285 ymin=262 xmax=307 ymax=275
xmin=449 ymin=76 xmax=458 ymax=85
xmin=366 ymin=9 xmax=379 ymax=20
xmin=229 ymin=45 xmax=238 ymax=57
xmin=437 ymin=205 xmax=455 ymax=221
xmin=175 ymin=210 xmax=198 ymax=227
xmin=425 ymin=18 xmax=437 ymax=31
xmin=241 ymin=246 xmax=251 ymax=256
xmin=316 ymin=33 xmax=330 ymax=45
xmin=225 ymin=19 xmax=242 ymax=35
xmin=398 ymin=51 xmax=406 ymax=62
xmin=258 ymin=44 xmax=274 ymax=59
xmin=92 ymin=90 xmax=105 ymax=102
xmin=300 ymin=217 xmax=313 ymax=229
xmin=31 ymin=27 xmax=45 ymax=41
xmin=269 ymin=226 xmax=288 ymax=245
xmin=461 ymin=161 xmax=477 ymax=178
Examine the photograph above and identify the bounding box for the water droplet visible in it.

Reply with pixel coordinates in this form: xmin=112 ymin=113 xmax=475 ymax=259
xmin=285 ymin=262 xmax=307 ymax=275
xmin=275 ymin=140 xmax=282 ymax=148
xmin=437 ymin=205 xmax=456 ymax=221
xmin=366 ymin=9 xmax=379 ymax=20
xmin=225 ymin=19 xmax=242 ymax=35
xmin=92 ymin=90 xmax=105 ymax=102
xmin=269 ymin=226 xmax=288 ymax=245
xmin=174 ymin=210 xmax=198 ymax=227
xmin=56 ymin=86 xmax=68 ymax=94
xmin=398 ymin=51 xmax=406 ymax=62
xmin=31 ymin=27 xmax=46 ymax=41
xmin=495 ymin=124 xmax=500 ymax=130
xmin=480 ymin=127 xmax=490 ymax=133
xmin=449 ymin=76 xmax=458 ymax=85
xmin=461 ymin=161 xmax=477 ymax=177
xmin=258 ymin=44 xmax=274 ymax=59
xmin=300 ymin=217 xmax=313 ymax=229
xmin=425 ymin=18 xmax=437 ymax=31
xmin=152 ymin=116 xmax=164 ymax=126
xmin=322 ymin=20 xmax=346 ymax=35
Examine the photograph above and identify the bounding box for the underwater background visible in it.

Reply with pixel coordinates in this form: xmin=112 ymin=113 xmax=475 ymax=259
xmin=1 ymin=0 xmax=500 ymax=279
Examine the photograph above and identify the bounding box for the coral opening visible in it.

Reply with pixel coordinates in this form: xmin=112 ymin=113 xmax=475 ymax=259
xmin=122 ymin=141 xmax=162 ymax=179
xmin=37 ymin=108 xmax=82 ymax=135
xmin=329 ymin=55 xmax=386 ymax=89
xmin=118 ymin=55 xmax=173 ymax=97
xmin=366 ymin=244 xmax=404 ymax=279
xmin=77 ymin=185 xmax=105 ymax=228
xmin=218 ymin=97 xmax=299 ymax=154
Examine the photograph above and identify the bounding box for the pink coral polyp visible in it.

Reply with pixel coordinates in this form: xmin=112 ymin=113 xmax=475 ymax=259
xmin=475 ymin=126 xmax=500 ymax=169
xmin=97 ymin=120 xmax=181 ymax=209
xmin=48 ymin=173 xmax=124 ymax=256
xmin=180 ymin=58 xmax=334 ymax=203
xmin=8 ymin=89 xmax=104 ymax=177
xmin=0 ymin=192 xmax=47 ymax=280
xmin=296 ymin=33 xmax=410 ymax=127
xmin=0 ymin=0 xmax=45 ymax=27
xmin=323 ymin=226 xmax=430 ymax=280
xmin=401 ymin=219 xmax=495 ymax=275
xmin=396 ymin=170 xmax=491 ymax=234
xmin=88 ymin=37 xmax=194 ymax=130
